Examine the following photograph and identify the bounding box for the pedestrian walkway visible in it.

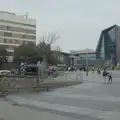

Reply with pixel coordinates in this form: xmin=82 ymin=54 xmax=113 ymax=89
xmin=1 ymin=72 xmax=120 ymax=120
xmin=0 ymin=101 xmax=74 ymax=120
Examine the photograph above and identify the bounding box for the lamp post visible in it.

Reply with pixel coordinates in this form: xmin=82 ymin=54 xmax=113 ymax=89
xmin=86 ymin=52 xmax=88 ymax=66
xmin=86 ymin=52 xmax=88 ymax=76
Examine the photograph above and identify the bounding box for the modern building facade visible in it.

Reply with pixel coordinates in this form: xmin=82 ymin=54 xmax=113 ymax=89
xmin=58 ymin=52 xmax=71 ymax=66
xmin=69 ymin=49 xmax=96 ymax=66
xmin=0 ymin=11 xmax=36 ymax=61
xmin=96 ymin=25 xmax=120 ymax=65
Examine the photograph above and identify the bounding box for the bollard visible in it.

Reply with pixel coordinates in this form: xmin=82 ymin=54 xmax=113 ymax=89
xmin=86 ymin=71 xmax=88 ymax=76
xmin=64 ymin=72 xmax=68 ymax=80
xmin=80 ymin=73 xmax=83 ymax=81
xmin=76 ymin=72 xmax=83 ymax=81
xmin=76 ymin=74 xmax=80 ymax=80
xmin=76 ymin=75 xmax=78 ymax=80
xmin=65 ymin=73 xmax=67 ymax=80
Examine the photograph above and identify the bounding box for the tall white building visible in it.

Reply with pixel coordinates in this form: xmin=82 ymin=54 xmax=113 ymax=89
xmin=0 ymin=11 xmax=36 ymax=61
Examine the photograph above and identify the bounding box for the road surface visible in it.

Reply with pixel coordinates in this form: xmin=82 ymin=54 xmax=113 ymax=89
xmin=1 ymin=71 xmax=120 ymax=120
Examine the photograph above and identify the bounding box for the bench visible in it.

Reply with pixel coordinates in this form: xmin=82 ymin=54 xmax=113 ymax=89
xmin=32 ymin=84 xmax=52 ymax=92
xmin=76 ymin=73 xmax=83 ymax=80
xmin=14 ymin=84 xmax=34 ymax=92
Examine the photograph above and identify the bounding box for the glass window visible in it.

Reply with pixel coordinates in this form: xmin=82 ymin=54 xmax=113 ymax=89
xmin=4 ymin=32 xmax=12 ymax=37
xmin=6 ymin=26 xmax=10 ymax=30
xmin=108 ymin=28 xmax=115 ymax=43
xmin=0 ymin=25 xmax=6 ymax=30
xmin=4 ymin=39 xmax=7 ymax=43
xmin=100 ymin=37 xmax=105 ymax=59
xmin=8 ymin=39 xmax=12 ymax=43
xmin=0 ymin=38 xmax=3 ymax=43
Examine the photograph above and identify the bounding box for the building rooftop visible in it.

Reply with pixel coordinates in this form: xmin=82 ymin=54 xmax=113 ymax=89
xmin=0 ymin=11 xmax=30 ymax=19
xmin=70 ymin=49 xmax=96 ymax=54
xmin=0 ymin=11 xmax=16 ymax=15
xmin=0 ymin=11 xmax=36 ymax=25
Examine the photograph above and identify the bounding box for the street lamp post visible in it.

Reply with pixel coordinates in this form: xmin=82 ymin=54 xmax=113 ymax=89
xmin=86 ymin=52 xmax=88 ymax=66
xmin=86 ymin=52 xmax=88 ymax=76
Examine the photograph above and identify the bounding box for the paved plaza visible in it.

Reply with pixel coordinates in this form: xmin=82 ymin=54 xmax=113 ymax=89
xmin=1 ymin=71 xmax=120 ymax=120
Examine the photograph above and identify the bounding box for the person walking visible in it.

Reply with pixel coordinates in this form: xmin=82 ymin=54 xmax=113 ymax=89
xmin=102 ymin=69 xmax=107 ymax=82
xmin=92 ymin=66 xmax=95 ymax=74
xmin=20 ymin=62 xmax=24 ymax=76
xmin=37 ymin=60 xmax=41 ymax=83
xmin=108 ymin=72 xmax=112 ymax=83
xmin=97 ymin=68 xmax=101 ymax=74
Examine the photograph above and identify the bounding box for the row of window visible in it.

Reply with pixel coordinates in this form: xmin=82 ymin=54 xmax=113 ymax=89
xmin=0 ymin=38 xmax=32 ymax=45
xmin=0 ymin=31 xmax=36 ymax=40
xmin=79 ymin=55 xmax=96 ymax=58
xmin=100 ymin=50 xmax=105 ymax=58
xmin=76 ymin=58 xmax=97 ymax=64
xmin=0 ymin=25 xmax=36 ymax=34
xmin=4 ymin=45 xmax=16 ymax=50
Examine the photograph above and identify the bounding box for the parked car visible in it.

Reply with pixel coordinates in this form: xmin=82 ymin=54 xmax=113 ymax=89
xmin=0 ymin=70 xmax=12 ymax=75
xmin=68 ymin=67 xmax=76 ymax=71
xmin=79 ymin=66 xmax=86 ymax=71
xmin=24 ymin=64 xmax=38 ymax=76
xmin=11 ymin=69 xmax=19 ymax=75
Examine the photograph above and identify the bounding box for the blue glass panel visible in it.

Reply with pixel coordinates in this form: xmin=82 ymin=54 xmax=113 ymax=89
xmin=108 ymin=28 xmax=115 ymax=43
xmin=100 ymin=35 xmax=105 ymax=59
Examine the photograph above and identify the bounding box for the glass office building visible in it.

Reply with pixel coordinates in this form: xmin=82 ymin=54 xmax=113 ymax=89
xmin=96 ymin=25 xmax=120 ymax=65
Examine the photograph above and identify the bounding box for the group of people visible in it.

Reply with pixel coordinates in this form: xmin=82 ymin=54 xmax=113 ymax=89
xmin=92 ymin=67 xmax=101 ymax=74
xmin=92 ymin=67 xmax=112 ymax=83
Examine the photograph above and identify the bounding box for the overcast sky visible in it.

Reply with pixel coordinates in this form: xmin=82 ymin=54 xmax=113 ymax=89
xmin=0 ymin=0 xmax=120 ymax=52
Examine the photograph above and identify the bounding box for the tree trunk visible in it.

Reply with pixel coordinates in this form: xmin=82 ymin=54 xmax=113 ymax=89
xmin=44 ymin=55 xmax=48 ymax=69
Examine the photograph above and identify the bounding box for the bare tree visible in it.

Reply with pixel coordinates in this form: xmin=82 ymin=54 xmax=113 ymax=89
xmin=37 ymin=32 xmax=60 ymax=68
xmin=54 ymin=45 xmax=61 ymax=60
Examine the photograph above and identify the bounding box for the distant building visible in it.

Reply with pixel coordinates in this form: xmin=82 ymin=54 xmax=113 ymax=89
xmin=96 ymin=25 xmax=120 ymax=65
xmin=60 ymin=52 xmax=71 ymax=66
xmin=69 ymin=49 xmax=96 ymax=65
xmin=0 ymin=11 xmax=36 ymax=62
xmin=50 ymin=51 xmax=71 ymax=66
xmin=69 ymin=25 xmax=120 ymax=67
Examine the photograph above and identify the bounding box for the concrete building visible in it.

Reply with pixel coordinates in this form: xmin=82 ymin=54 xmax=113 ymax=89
xmin=0 ymin=11 xmax=36 ymax=61
xmin=96 ymin=25 xmax=120 ymax=65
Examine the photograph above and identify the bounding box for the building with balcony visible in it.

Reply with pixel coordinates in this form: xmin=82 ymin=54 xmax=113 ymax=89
xmin=0 ymin=11 xmax=36 ymax=61
xmin=96 ymin=25 xmax=120 ymax=65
